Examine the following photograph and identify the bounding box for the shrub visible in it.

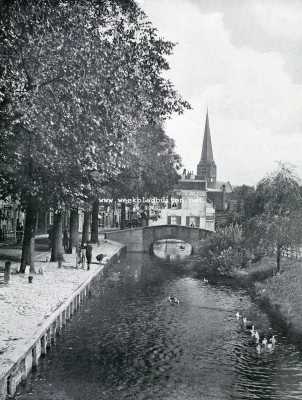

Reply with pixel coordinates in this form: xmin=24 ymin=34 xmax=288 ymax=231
xmin=198 ymin=224 xmax=249 ymax=275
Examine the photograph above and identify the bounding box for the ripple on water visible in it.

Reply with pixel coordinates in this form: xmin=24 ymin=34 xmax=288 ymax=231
xmin=15 ymin=254 xmax=302 ymax=400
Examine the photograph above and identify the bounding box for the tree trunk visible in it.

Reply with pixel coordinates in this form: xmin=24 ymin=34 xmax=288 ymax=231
xmin=90 ymin=199 xmax=99 ymax=243
xmin=81 ymin=210 xmax=90 ymax=246
xmin=51 ymin=210 xmax=64 ymax=262
xmin=20 ymin=197 xmax=37 ymax=273
xmin=69 ymin=208 xmax=79 ymax=253
xmin=120 ymin=202 xmax=126 ymax=230
xmin=111 ymin=200 xmax=116 ymax=228
xmin=276 ymin=244 xmax=282 ymax=273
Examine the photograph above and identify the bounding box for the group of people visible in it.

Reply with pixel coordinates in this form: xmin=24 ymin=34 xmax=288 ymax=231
xmin=47 ymin=226 xmax=94 ymax=269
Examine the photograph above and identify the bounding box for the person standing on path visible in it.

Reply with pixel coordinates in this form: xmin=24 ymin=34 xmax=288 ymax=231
xmin=16 ymin=222 xmax=23 ymax=244
xmin=63 ymin=229 xmax=69 ymax=253
xmin=86 ymin=243 xmax=93 ymax=270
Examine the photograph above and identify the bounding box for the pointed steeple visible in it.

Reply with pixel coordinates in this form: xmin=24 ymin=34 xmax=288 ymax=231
xmin=196 ymin=109 xmax=217 ymax=187
xmin=201 ymin=110 xmax=214 ymax=162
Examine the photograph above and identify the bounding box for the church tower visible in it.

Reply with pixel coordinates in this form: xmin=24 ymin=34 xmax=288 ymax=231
xmin=196 ymin=110 xmax=217 ymax=187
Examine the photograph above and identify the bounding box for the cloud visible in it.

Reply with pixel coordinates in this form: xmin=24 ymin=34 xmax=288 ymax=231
xmin=187 ymin=0 xmax=302 ymax=83
xmin=142 ymin=0 xmax=302 ymax=185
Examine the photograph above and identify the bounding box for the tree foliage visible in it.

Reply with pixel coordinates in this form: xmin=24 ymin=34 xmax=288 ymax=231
xmin=0 ymin=0 xmax=190 ymax=204
xmin=198 ymin=224 xmax=248 ymax=276
xmin=0 ymin=0 xmax=190 ymax=269
xmin=244 ymin=164 xmax=302 ymax=272
xmin=108 ymin=124 xmax=181 ymax=199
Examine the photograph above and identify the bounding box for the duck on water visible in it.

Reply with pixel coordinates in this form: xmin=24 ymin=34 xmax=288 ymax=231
xmin=168 ymin=296 xmax=180 ymax=305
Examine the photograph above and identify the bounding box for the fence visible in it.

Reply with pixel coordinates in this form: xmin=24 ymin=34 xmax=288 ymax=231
xmin=282 ymin=247 xmax=302 ymax=260
xmin=0 ymin=230 xmax=23 ymax=243
xmin=0 ymin=262 xmax=11 ymax=284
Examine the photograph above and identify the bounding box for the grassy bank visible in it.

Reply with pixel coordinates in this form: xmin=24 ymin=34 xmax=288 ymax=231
xmin=232 ymin=256 xmax=302 ymax=337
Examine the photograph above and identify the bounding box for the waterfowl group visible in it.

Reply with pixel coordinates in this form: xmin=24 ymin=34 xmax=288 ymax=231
xmin=168 ymin=296 xmax=180 ymax=305
xmin=236 ymin=312 xmax=277 ymax=354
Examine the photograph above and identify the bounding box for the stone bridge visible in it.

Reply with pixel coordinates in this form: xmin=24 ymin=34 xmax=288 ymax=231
xmin=105 ymin=225 xmax=212 ymax=254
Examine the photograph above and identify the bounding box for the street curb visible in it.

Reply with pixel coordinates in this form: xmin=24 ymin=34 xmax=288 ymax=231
xmin=0 ymin=241 xmax=126 ymax=400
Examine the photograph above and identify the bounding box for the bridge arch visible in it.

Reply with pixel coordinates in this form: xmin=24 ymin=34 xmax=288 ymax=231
xmin=105 ymin=225 xmax=212 ymax=254
xmin=151 ymin=239 xmax=193 ymax=259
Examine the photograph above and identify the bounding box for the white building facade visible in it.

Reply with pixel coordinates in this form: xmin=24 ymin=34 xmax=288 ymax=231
xmin=149 ymin=179 xmax=215 ymax=231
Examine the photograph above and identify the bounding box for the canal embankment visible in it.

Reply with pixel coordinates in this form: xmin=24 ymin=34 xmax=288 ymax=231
xmin=231 ymin=256 xmax=302 ymax=340
xmin=0 ymin=239 xmax=125 ymax=400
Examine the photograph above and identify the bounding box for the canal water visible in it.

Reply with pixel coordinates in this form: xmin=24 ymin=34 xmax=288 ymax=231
xmin=17 ymin=253 xmax=302 ymax=400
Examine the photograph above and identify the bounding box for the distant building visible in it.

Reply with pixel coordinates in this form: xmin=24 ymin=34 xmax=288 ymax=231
xmin=196 ymin=110 xmax=217 ymax=187
xmin=150 ymin=109 xmax=234 ymax=230
xmin=150 ymin=179 xmax=215 ymax=231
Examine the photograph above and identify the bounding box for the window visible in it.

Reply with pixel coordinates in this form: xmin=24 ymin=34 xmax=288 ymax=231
xmin=186 ymin=216 xmax=200 ymax=227
xmin=168 ymin=215 xmax=181 ymax=225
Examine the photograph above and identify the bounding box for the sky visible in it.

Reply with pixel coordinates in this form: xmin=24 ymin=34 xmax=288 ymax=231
xmin=138 ymin=0 xmax=302 ymax=186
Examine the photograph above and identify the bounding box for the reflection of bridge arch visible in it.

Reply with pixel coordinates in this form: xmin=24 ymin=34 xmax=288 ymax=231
xmin=151 ymin=239 xmax=193 ymax=259
xmin=105 ymin=225 xmax=212 ymax=254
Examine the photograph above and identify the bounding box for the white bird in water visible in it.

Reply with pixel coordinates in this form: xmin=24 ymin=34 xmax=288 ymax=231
xmin=235 ymin=312 xmax=241 ymax=320
xmin=242 ymin=317 xmax=253 ymax=329
xmin=262 ymin=337 xmax=268 ymax=349
xmin=267 ymin=343 xmax=273 ymax=351
xmin=270 ymin=335 xmax=277 ymax=346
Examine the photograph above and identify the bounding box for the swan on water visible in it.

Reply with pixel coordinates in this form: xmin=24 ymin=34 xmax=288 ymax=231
xmin=242 ymin=317 xmax=253 ymax=329
xmin=267 ymin=343 xmax=273 ymax=351
xmin=254 ymin=331 xmax=260 ymax=343
xmin=270 ymin=335 xmax=276 ymax=346
xmin=256 ymin=344 xmax=262 ymax=354
xmin=203 ymin=278 xmax=208 ymax=283
xmin=235 ymin=312 xmax=241 ymax=320
xmin=262 ymin=337 xmax=268 ymax=348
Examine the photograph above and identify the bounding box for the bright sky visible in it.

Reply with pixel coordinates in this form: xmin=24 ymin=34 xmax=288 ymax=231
xmin=138 ymin=0 xmax=302 ymax=186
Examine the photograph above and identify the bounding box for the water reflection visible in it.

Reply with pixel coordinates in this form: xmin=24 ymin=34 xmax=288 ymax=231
xmin=152 ymin=239 xmax=192 ymax=261
xmin=17 ymin=253 xmax=302 ymax=400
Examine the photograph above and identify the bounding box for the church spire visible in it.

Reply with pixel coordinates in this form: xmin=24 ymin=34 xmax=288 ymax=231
xmin=196 ymin=109 xmax=217 ymax=186
xmin=201 ymin=109 xmax=214 ymax=162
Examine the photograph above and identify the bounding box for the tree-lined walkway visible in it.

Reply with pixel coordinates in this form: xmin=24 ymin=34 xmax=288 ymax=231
xmin=0 ymin=239 xmax=123 ymax=378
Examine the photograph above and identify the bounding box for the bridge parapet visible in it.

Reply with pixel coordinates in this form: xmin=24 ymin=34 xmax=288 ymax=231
xmin=105 ymin=225 xmax=212 ymax=254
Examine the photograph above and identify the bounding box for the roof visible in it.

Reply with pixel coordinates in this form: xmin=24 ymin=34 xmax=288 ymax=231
xmin=207 ymin=181 xmax=233 ymax=193
xmin=175 ymin=179 xmax=207 ymax=191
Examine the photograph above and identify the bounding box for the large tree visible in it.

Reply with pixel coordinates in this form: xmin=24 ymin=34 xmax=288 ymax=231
xmin=0 ymin=0 xmax=190 ymax=270
xmin=105 ymin=123 xmax=182 ymax=228
xmin=245 ymin=164 xmax=302 ymax=273
xmin=109 ymin=124 xmax=182 ymax=198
